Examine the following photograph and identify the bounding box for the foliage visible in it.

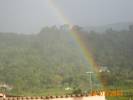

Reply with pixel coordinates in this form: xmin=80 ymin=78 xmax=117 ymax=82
xmin=0 ymin=25 xmax=133 ymax=96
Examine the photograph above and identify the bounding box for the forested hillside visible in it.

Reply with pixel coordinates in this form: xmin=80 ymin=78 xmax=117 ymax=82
xmin=0 ymin=25 xmax=133 ymax=95
xmin=81 ymin=25 xmax=133 ymax=87
xmin=0 ymin=26 xmax=90 ymax=95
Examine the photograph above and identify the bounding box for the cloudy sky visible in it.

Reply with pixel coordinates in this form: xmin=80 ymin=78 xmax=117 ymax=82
xmin=0 ymin=0 xmax=133 ymax=33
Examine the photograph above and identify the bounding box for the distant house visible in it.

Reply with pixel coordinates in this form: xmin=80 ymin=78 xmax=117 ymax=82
xmin=65 ymin=87 xmax=72 ymax=91
xmin=0 ymin=83 xmax=13 ymax=91
xmin=99 ymin=66 xmax=110 ymax=73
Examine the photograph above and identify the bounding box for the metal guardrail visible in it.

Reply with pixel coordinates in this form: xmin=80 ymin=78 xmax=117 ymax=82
xmin=0 ymin=89 xmax=132 ymax=100
xmin=0 ymin=94 xmax=90 ymax=100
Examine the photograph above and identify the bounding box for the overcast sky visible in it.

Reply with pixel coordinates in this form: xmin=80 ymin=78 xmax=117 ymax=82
xmin=0 ymin=0 xmax=133 ymax=33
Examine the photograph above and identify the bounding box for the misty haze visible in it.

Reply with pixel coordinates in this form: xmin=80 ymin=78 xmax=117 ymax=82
xmin=0 ymin=0 xmax=133 ymax=100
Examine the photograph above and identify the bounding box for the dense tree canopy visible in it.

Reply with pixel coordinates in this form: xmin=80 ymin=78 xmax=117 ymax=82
xmin=0 ymin=25 xmax=133 ymax=95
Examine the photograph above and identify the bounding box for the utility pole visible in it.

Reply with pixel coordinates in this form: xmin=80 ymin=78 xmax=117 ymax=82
xmin=86 ymin=71 xmax=93 ymax=94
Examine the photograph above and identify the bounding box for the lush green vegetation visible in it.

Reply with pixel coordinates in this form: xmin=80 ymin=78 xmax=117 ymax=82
xmin=0 ymin=26 xmax=90 ymax=95
xmin=0 ymin=25 xmax=133 ymax=97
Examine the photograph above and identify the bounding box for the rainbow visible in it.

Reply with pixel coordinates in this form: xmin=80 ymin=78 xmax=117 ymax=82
xmin=48 ymin=0 xmax=103 ymax=87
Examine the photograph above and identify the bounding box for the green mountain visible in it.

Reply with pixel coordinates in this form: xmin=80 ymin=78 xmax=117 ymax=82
xmin=0 ymin=28 xmax=90 ymax=95
xmin=0 ymin=25 xmax=133 ymax=96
